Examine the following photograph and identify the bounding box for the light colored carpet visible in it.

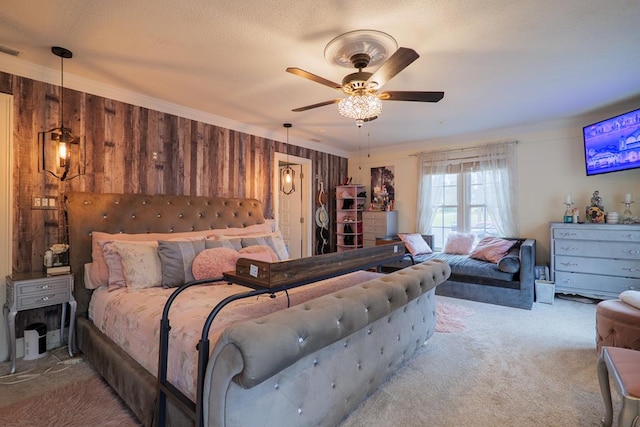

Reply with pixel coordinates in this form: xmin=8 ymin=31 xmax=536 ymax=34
xmin=0 ymin=296 xmax=620 ymax=426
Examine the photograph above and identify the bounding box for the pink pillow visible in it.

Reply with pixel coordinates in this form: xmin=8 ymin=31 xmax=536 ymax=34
xmin=443 ymin=232 xmax=476 ymax=255
xmin=398 ymin=233 xmax=433 ymax=256
xmin=470 ymin=236 xmax=516 ymax=263
xmin=238 ymin=245 xmax=278 ymax=262
xmin=100 ymin=241 xmax=126 ymax=291
xmin=191 ymin=248 xmax=239 ymax=281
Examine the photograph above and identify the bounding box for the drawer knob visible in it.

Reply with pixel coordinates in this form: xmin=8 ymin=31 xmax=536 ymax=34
xmin=41 ymin=296 xmax=49 ymax=302
xmin=622 ymin=267 xmax=640 ymax=273
xmin=41 ymin=285 xmax=49 ymax=290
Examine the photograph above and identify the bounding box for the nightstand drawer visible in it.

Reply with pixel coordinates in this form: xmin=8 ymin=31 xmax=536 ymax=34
xmin=16 ymin=279 xmax=70 ymax=296
xmin=17 ymin=289 xmax=70 ymax=310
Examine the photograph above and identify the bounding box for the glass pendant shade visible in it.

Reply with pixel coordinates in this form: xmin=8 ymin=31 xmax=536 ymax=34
xmin=280 ymin=123 xmax=295 ymax=195
xmin=338 ymin=94 xmax=382 ymax=127
xmin=38 ymin=46 xmax=85 ymax=181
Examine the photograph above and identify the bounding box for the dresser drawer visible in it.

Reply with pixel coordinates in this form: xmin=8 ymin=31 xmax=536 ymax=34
xmin=553 ymin=240 xmax=640 ymax=260
xmin=554 ymin=271 xmax=638 ymax=295
xmin=17 ymin=288 xmax=70 ymax=310
xmin=15 ymin=279 xmax=69 ymax=296
xmin=554 ymin=255 xmax=640 ymax=278
xmin=553 ymin=227 xmax=640 ymax=243
xmin=367 ymin=225 xmax=391 ymax=235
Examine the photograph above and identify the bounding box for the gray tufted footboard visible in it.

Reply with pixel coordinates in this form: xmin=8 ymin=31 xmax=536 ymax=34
xmin=204 ymin=260 xmax=451 ymax=426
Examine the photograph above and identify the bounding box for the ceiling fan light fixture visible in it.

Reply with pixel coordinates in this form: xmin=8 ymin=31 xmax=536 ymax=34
xmin=325 ymin=29 xmax=398 ymax=69
xmin=338 ymin=95 xmax=382 ymax=127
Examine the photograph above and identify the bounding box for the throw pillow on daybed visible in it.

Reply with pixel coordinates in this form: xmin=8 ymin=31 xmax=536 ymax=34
xmin=398 ymin=233 xmax=433 ymax=256
xmin=443 ymin=232 xmax=476 ymax=255
xmin=470 ymin=236 xmax=517 ymax=263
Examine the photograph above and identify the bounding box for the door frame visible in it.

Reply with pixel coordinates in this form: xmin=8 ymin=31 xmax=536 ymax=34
xmin=0 ymin=93 xmax=14 ymax=361
xmin=273 ymin=153 xmax=312 ymax=258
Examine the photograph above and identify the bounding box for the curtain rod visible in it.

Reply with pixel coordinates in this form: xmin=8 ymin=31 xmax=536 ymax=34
xmin=409 ymin=140 xmax=518 ymax=157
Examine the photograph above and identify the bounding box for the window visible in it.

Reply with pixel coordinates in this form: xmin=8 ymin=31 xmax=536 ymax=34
xmin=416 ymin=142 xmax=518 ymax=250
xmin=429 ymin=163 xmax=496 ymax=249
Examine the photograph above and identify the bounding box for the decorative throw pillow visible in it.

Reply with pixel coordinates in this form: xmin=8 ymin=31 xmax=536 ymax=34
xmin=90 ymin=229 xmax=214 ymax=288
xmin=205 ymin=236 xmax=242 ymax=251
xmin=497 ymin=255 xmax=520 ymax=273
xmin=112 ymin=241 xmax=162 ymax=290
xmin=620 ymin=290 xmax=640 ymax=310
xmin=238 ymin=245 xmax=278 ymax=262
xmin=236 ymin=231 xmax=289 ymax=260
xmin=398 ymin=233 xmax=433 ymax=256
xmin=443 ymin=232 xmax=476 ymax=255
xmin=157 ymin=239 xmax=206 ymax=288
xmin=100 ymin=241 xmax=127 ymax=291
xmin=191 ymin=247 xmax=239 ymax=281
xmin=207 ymin=222 xmax=273 ymax=239
xmin=470 ymin=236 xmax=517 ymax=263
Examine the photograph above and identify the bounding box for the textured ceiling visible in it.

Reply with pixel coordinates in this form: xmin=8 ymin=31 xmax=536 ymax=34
xmin=1 ymin=0 xmax=639 ymax=157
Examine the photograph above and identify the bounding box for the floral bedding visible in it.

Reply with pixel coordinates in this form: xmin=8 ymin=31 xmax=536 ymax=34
xmin=88 ymin=270 xmax=382 ymax=401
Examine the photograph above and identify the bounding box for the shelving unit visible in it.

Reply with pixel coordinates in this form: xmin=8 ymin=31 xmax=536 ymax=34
xmin=336 ymin=184 xmax=365 ymax=252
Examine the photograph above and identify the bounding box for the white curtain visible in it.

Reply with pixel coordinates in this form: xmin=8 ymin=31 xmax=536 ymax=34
xmin=477 ymin=141 xmax=519 ymax=237
xmin=416 ymin=150 xmax=450 ymax=234
xmin=415 ymin=141 xmax=518 ymax=236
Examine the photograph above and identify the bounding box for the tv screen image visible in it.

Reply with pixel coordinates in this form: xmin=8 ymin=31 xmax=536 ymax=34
xmin=583 ymin=107 xmax=640 ymax=176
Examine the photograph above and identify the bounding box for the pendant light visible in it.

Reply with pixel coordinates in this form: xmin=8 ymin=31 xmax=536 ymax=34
xmin=280 ymin=123 xmax=295 ymax=195
xmin=38 ymin=46 xmax=85 ymax=181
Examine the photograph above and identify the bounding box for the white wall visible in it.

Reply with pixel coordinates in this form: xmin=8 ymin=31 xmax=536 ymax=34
xmin=348 ymin=107 xmax=640 ymax=267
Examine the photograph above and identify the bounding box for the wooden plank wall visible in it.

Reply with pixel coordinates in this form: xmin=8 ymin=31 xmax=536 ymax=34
xmin=0 ymin=71 xmax=347 ymax=334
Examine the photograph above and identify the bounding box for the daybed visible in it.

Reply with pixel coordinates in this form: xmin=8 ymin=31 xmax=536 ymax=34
xmin=65 ymin=192 xmax=451 ymax=427
xmin=381 ymin=234 xmax=536 ymax=310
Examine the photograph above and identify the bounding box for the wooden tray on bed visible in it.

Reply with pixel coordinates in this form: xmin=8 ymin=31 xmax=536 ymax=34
xmin=228 ymin=244 xmax=405 ymax=289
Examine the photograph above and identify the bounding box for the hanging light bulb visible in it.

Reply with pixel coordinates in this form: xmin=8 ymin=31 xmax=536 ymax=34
xmin=281 ymin=123 xmax=295 ymax=195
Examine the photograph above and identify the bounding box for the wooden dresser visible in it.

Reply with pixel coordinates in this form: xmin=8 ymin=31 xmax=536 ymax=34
xmin=550 ymin=222 xmax=640 ymax=299
xmin=362 ymin=211 xmax=398 ymax=248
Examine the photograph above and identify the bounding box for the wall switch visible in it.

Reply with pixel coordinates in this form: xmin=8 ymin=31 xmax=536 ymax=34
xmin=48 ymin=197 xmax=56 ymax=207
xmin=41 ymin=197 xmax=48 ymax=207
xmin=34 ymin=197 xmax=41 ymax=207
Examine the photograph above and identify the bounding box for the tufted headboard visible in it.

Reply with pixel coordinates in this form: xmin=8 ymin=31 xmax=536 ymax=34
xmin=64 ymin=192 xmax=266 ymax=315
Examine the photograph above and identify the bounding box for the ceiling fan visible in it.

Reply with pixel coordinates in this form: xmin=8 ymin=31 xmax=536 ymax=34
xmin=286 ymin=30 xmax=444 ymax=127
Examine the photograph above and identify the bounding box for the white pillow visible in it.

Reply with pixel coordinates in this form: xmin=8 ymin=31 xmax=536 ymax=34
xmin=620 ymin=290 xmax=640 ymax=310
xmin=112 ymin=241 xmax=162 ymax=289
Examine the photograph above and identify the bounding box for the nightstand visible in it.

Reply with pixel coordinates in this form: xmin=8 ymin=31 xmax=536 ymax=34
xmin=3 ymin=272 xmax=76 ymax=374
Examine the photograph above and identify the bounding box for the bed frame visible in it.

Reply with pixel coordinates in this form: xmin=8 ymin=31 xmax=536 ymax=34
xmin=65 ymin=192 xmax=450 ymax=426
xmin=66 ymin=192 xmax=268 ymax=426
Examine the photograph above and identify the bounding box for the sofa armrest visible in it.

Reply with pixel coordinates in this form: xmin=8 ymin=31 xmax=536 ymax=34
xmin=518 ymin=239 xmax=536 ymax=289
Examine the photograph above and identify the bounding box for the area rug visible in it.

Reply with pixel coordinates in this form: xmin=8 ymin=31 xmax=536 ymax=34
xmin=435 ymin=301 xmax=474 ymax=333
xmin=0 ymin=375 xmax=141 ymax=427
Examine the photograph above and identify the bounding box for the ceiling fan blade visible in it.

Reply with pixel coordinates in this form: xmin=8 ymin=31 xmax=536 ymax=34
xmin=378 ymin=91 xmax=444 ymax=102
xmin=292 ymin=99 xmax=341 ymax=112
xmin=286 ymin=67 xmax=343 ymax=90
xmin=366 ymin=47 xmax=419 ymax=89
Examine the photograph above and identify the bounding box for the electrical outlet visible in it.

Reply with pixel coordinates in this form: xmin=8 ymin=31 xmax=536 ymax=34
xmin=41 ymin=197 xmax=48 ymax=207
xmin=48 ymin=197 xmax=56 ymax=207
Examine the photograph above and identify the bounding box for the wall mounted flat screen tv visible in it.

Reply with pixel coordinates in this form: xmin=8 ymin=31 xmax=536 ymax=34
xmin=583 ymin=107 xmax=640 ymax=176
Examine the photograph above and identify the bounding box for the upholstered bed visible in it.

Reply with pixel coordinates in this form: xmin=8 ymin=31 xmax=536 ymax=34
xmin=65 ymin=192 xmax=451 ymax=426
